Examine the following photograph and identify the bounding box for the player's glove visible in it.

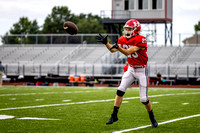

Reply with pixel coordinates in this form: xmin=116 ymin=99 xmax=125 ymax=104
xmin=96 ymin=33 xmax=108 ymax=44
xmin=110 ymin=39 xmax=119 ymax=50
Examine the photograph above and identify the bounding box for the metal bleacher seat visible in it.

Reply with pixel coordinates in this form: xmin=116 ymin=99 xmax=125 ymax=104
xmin=148 ymin=46 xmax=178 ymax=64
xmin=1 ymin=44 xmax=200 ymax=77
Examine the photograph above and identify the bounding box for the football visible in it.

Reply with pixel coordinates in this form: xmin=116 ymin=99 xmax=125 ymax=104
xmin=63 ymin=21 xmax=78 ymax=35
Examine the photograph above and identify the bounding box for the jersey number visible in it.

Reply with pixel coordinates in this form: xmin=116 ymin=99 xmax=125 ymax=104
xmin=123 ymin=45 xmax=138 ymax=58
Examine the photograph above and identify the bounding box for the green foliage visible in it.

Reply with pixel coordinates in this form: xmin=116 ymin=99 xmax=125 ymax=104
xmin=42 ymin=6 xmax=106 ymax=34
xmin=77 ymin=14 xmax=106 ymax=33
xmin=42 ymin=6 xmax=77 ymax=34
xmin=1 ymin=17 xmax=40 ymax=44
xmin=1 ymin=6 xmax=107 ymax=44
xmin=10 ymin=17 xmax=39 ymax=34
xmin=41 ymin=6 xmax=106 ymax=44
xmin=194 ymin=21 xmax=200 ymax=32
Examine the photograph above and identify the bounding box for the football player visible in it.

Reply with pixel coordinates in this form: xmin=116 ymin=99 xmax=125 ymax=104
xmin=96 ymin=19 xmax=158 ymax=127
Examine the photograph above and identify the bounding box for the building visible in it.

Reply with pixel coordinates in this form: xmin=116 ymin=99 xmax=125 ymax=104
xmin=101 ymin=0 xmax=173 ymax=46
xmin=183 ymin=34 xmax=200 ymax=46
xmin=111 ymin=0 xmax=172 ymax=22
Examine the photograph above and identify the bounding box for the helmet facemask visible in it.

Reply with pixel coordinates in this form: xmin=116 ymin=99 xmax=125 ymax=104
xmin=123 ymin=26 xmax=135 ymax=39
xmin=123 ymin=19 xmax=141 ymax=39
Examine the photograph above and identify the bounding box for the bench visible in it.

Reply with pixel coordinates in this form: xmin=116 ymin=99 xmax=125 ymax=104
xmin=164 ymin=79 xmax=175 ymax=85
xmin=98 ymin=79 xmax=121 ymax=84
xmin=98 ymin=79 xmax=139 ymax=85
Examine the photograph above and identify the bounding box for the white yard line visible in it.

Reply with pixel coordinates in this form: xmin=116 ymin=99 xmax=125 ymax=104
xmin=0 ymin=90 xmax=99 ymax=96
xmin=182 ymin=103 xmax=189 ymax=105
xmin=0 ymin=115 xmax=15 ymax=119
xmin=0 ymin=92 xmax=200 ymax=111
xmin=112 ymin=114 xmax=200 ymax=133
xmin=17 ymin=117 xmax=60 ymax=120
xmin=62 ymin=100 xmax=72 ymax=102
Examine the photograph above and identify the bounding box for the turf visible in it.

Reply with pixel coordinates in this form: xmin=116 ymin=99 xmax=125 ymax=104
xmin=0 ymin=86 xmax=199 ymax=133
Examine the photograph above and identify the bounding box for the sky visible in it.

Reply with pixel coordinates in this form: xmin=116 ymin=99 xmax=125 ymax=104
xmin=0 ymin=0 xmax=200 ymax=45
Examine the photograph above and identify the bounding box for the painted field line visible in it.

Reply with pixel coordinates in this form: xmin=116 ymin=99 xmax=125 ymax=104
xmin=17 ymin=117 xmax=60 ymax=120
xmin=0 ymin=92 xmax=200 ymax=111
xmin=0 ymin=90 xmax=99 ymax=97
xmin=112 ymin=114 xmax=200 ymax=133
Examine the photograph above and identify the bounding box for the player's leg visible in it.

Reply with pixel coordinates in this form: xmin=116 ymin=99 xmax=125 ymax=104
xmin=136 ymin=67 xmax=158 ymax=127
xmin=106 ymin=69 xmax=134 ymax=124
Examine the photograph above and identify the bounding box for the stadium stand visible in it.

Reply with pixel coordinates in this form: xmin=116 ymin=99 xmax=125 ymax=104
xmin=148 ymin=46 xmax=180 ymax=64
xmin=0 ymin=45 xmax=199 ymax=79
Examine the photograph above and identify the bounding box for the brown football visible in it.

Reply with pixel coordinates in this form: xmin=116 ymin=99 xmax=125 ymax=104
xmin=63 ymin=21 xmax=78 ymax=35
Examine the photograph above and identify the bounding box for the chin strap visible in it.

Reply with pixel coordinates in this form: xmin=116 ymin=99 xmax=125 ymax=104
xmin=126 ymin=34 xmax=132 ymax=39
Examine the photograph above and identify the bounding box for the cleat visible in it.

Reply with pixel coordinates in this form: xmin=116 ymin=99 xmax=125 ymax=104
xmin=150 ymin=116 xmax=158 ymax=128
xmin=106 ymin=115 xmax=118 ymax=125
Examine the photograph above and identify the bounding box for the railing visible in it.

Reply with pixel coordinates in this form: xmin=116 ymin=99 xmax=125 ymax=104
xmin=1 ymin=33 xmax=199 ymax=47
xmin=4 ymin=63 xmax=200 ymax=78
xmin=1 ymin=34 xmax=120 ymax=45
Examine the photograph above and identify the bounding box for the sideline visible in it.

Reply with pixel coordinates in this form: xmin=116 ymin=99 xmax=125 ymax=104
xmin=0 ymin=90 xmax=112 ymax=97
xmin=0 ymin=92 xmax=200 ymax=111
xmin=112 ymin=114 xmax=200 ymax=133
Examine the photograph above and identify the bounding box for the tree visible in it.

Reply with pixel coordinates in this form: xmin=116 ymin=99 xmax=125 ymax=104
xmin=194 ymin=21 xmax=200 ymax=33
xmin=42 ymin=6 xmax=77 ymax=34
xmin=77 ymin=13 xmax=106 ymax=33
xmin=1 ymin=6 xmax=107 ymax=44
xmin=76 ymin=13 xmax=106 ymax=44
xmin=1 ymin=17 xmax=40 ymax=44
xmin=10 ymin=17 xmax=40 ymax=34
xmin=42 ymin=6 xmax=106 ymax=44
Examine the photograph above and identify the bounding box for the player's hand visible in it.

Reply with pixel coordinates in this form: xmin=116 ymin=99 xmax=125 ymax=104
xmin=110 ymin=39 xmax=119 ymax=50
xmin=96 ymin=33 xmax=108 ymax=44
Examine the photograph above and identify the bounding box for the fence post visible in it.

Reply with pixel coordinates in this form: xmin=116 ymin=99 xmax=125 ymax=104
xmin=50 ymin=35 xmax=53 ymax=44
xmin=168 ymin=64 xmax=170 ymax=78
xmin=81 ymin=34 xmax=84 ymax=44
xmin=39 ymin=65 xmax=41 ymax=77
xmin=36 ymin=35 xmax=38 ymax=44
xmin=6 ymin=64 xmax=8 ymax=75
xmin=92 ymin=64 xmax=94 ymax=77
xmin=68 ymin=63 xmax=70 ymax=75
xmin=18 ymin=62 xmax=20 ymax=74
xmin=21 ymin=35 xmax=23 ymax=44
xmin=187 ymin=65 xmax=189 ymax=78
xmin=75 ymin=64 xmax=77 ymax=75
xmin=57 ymin=65 xmax=59 ymax=75
xmin=23 ymin=65 xmax=25 ymax=76
xmin=195 ymin=63 xmax=197 ymax=76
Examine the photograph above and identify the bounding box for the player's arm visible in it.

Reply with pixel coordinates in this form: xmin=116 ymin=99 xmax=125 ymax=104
xmin=105 ymin=42 xmax=121 ymax=53
xmin=118 ymin=46 xmax=144 ymax=56
xmin=110 ymin=40 xmax=144 ymax=56
xmin=96 ymin=33 xmax=119 ymax=53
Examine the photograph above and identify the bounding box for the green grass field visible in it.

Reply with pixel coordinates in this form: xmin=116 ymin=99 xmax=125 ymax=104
xmin=0 ymin=86 xmax=199 ymax=133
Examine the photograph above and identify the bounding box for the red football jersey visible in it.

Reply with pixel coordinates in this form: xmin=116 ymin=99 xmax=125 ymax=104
xmin=118 ymin=35 xmax=148 ymax=67
xmin=123 ymin=64 xmax=128 ymax=72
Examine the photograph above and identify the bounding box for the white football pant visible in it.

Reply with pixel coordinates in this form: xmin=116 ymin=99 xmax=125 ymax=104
xmin=118 ymin=66 xmax=149 ymax=103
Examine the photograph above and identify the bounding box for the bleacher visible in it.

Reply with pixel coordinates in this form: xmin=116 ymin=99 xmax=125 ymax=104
xmin=0 ymin=45 xmax=77 ymax=65
xmin=0 ymin=44 xmax=200 ymax=77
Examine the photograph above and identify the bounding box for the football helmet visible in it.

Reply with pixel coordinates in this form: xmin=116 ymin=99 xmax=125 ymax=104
xmin=123 ymin=19 xmax=141 ymax=38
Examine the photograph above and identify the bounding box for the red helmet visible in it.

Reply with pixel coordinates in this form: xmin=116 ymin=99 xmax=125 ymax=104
xmin=123 ymin=19 xmax=141 ymax=38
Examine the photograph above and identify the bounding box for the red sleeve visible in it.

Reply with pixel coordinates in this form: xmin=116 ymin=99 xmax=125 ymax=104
xmin=135 ymin=36 xmax=147 ymax=48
